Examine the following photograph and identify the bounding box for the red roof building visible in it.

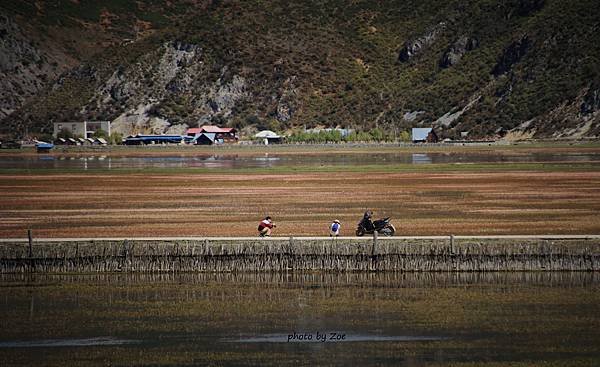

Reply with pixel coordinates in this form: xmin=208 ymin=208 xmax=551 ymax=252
xmin=186 ymin=125 xmax=238 ymax=143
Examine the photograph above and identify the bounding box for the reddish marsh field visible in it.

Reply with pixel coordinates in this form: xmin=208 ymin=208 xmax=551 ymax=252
xmin=1 ymin=168 xmax=599 ymax=238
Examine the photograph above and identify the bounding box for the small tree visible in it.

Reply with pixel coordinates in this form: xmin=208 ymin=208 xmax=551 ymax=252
xmin=370 ymin=128 xmax=385 ymax=141
xmin=38 ymin=134 xmax=54 ymax=143
xmin=399 ymin=130 xmax=411 ymax=142
xmin=266 ymin=118 xmax=282 ymax=132
xmin=92 ymin=129 xmax=108 ymax=139
xmin=108 ymin=132 xmax=123 ymax=145
xmin=57 ymin=128 xmax=74 ymax=140
xmin=346 ymin=131 xmax=373 ymax=142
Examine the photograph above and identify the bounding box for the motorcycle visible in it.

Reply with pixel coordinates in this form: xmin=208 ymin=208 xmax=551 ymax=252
xmin=355 ymin=217 xmax=396 ymax=236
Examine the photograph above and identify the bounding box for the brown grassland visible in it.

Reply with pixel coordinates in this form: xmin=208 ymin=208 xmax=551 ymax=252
xmin=1 ymin=166 xmax=600 ymax=238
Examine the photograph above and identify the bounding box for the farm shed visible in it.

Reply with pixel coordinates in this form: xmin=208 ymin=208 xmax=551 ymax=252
xmin=124 ymin=135 xmax=183 ymax=145
xmin=412 ymin=128 xmax=439 ymax=143
xmin=186 ymin=125 xmax=238 ymax=143
xmin=192 ymin=133 xmax=217 ymax=145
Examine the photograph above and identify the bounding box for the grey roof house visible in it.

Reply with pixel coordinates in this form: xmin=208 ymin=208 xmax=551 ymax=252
xmin=411 ymin=128 xmax=439 ymax=143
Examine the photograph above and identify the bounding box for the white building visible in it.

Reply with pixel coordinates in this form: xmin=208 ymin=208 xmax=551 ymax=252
xmin=254 ymin=130 xmax=283 ymax=145
xmin=53 ymin=121 xmax=111 ymax=138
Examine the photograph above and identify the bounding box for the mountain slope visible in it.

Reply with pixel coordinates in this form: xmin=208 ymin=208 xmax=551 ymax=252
xmin=1 ymin=0 xmax=599 ymax=139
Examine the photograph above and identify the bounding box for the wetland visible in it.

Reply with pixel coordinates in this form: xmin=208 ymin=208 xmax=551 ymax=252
xmin=1 ymin=144 xmax=600 ymax=365
xmin=1 ymin=150 xmax=600 ymax=170
xmin=1 ymin=272 xmax=599 ymax=366
xmin=1 ymin=145 xmax=600 ymax=238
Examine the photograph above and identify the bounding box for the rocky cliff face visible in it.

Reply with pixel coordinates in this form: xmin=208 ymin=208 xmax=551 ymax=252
xmin=581 ymin=86 xmax=600 ymax=116
xmin=439 ymin=36 xmax=479 ymax=68
xmin=80 ymin=41 xmax=252 ymax=136
xmin=492 ymin=35 xmax=530 ymax=76
xmin=86 ymin=42 xmax=205 ymax=119
xmin=398 ymin=22 xmax=446 ymax=63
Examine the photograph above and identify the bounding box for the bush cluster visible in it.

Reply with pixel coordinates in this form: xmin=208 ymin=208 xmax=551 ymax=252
xmin=287 ymin=128 xmax=409 ymax=143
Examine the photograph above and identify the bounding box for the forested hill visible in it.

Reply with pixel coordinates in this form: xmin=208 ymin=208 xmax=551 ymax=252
xmin=1 ymin=0 xmax=599 ymax=140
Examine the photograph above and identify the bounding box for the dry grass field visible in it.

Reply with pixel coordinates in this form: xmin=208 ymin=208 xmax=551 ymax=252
xmin=1 ymin=169 xmax=600 ymax=238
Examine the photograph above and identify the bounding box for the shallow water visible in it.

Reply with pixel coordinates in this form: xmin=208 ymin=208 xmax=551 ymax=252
xmin=226 ymin=333 xmax=447 ymax=343
xmin=0 ymin=337 xmax=138 ymax=348
xmin=1 ymin=151 xmax=599 ymax=170
xmin=1 ymin=272 xmax=599 ymax=366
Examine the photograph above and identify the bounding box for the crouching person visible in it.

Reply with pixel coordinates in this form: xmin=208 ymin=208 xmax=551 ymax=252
xmin=258 ymin=216 xmax=275 ymax=237
xmin=330 ymin=219 xmax=341 ymax=237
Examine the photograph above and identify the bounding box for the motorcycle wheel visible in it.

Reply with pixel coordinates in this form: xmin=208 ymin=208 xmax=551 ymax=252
xmin=355 ymin=228 xmax=365 ymax=236
xmin=380 ymin=225 xmax=396 ymax=236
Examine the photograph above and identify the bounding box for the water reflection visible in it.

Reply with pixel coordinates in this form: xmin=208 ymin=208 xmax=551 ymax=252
xmin=1 ymin=151 xmax=599 ymax=170
xmin=2 ymin=272 xmax=598 ymax=290
xmin=1 ymin=272 xmax=599 ymax=365
xmin=0 ymin=337 xmax=139 ymax=348
xmin=411 ymin=154 xmax=432 ymax=164
xmin=226 ymin=334 xmax=447 ymax=343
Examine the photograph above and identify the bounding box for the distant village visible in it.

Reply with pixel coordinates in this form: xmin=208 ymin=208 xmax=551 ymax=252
xmin=1 ymin=120 xmax=497 ymax=152
xmin=46 ymin=121 xmax=288 ymax=147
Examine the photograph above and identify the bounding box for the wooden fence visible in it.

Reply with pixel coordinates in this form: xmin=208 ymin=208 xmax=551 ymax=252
xmin=1 ymin=236 xmax=599 ymax=273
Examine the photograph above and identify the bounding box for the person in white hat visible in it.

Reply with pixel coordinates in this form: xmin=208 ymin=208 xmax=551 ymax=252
xmin=330 ymin=219 xmax=341 ymax=237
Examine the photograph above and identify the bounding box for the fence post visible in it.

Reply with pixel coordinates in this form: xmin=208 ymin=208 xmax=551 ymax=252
xmin=450 ymin=234 xmax=454 ymax=254
xmin=28 ymin=229 xmax=33 ymax=258
xmin=372 ymin=231 xmax=378 ymax=256
xmin=27 ymin=229 xmax=35 ymax=272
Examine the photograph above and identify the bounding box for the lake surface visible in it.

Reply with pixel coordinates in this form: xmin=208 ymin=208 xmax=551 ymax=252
xmin=1 ymin=272 xmax=599 ymax=366
xmin=1 ymin=151 xmax=600 ymax=170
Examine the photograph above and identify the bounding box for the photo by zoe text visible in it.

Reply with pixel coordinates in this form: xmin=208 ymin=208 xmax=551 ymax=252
xmin=287 ymin=331 xmax=346 ymax=343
